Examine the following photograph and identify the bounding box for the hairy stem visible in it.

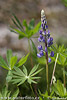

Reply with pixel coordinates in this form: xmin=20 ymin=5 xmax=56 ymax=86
xmin=50 ymin=53 xmax=59 ymax=88
xmin=45 ymin=40 xmax=50 ymax=94
xmin=63 ymin=68 xmax=66 ymax=87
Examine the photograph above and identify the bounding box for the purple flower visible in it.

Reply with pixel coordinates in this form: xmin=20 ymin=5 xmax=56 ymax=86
xmin=38 ymin=37 xmax=41 ymax=42
xmin=50 ymin=51 xmax=54 ymax=57
xmin=47 ymin=38 xmax=50 ymax=43
xmin=48 ymin=58 xmax=51 ymax=63
xmin=48 ymin=30 xmax=50 ymax=34
xmin=42 ymin=37 xmax=45 ymax=43
xmin=44 ymin=31 xmax=46 ymax=35
xmin=37 ymin=53 xmax=41 ymax=58
xmin=50 ymin=37 xmax=53 ymax=41
xmin=38 ymin=45 xmax=43 ymax=50
xmin=40 ymin=50 xmax=44 ymax=56
xmin=37 ymin=10 xmax=54 ymax=62
xmin=40 ymin=34 xmax=43 ymax=39
xmin=39 ymin=30 xmax=43 ymax=34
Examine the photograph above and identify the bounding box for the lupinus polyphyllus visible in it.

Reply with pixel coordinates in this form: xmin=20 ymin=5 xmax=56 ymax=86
xmin=37 ymin=10 xmax=54 ymax=63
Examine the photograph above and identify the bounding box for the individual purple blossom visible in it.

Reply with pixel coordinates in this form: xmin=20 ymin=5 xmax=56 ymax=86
xmin=38 ymin=45 xmax=43 ymax=50
xmin=37 ymin=53 xmax=41 ymax=58
xmin=50 ymin=51 xmax=54 ymax=57
xmin=48 ymin=58 xmax=51 ymax=63
xmin=42 ymin=37 xmax=45 ymax=42
xmin=50 ymin=37 xmax=53 ymax=41
xmin=39 ymin=50 xmax=44 ymax=56
xmin=39 ymin=30 xmax=43 ymax=34
xmin=40 ymin=34 xmax=43 ymax=39
xmin=38 ymin=37 xmax=41 ymax=42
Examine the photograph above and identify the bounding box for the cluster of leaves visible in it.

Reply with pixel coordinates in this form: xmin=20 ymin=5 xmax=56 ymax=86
xmin=0 ymin=50 xmax=29 ymax=71
xmin=0 ymin=86 xmax=19 ymax=100
xmin=39 ymin=80 xmax=67 ymax=100
xmin=0 ymin=49 xmax=29 ymax=82
xmin=10 ymin=14 xmax=41 ymax=39
xmin=50 ymin=44 xmax=67 ymax=66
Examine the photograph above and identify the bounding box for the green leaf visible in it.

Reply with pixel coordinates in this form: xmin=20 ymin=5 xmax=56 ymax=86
xmin=14 ymin=67 xmax=25 ymax=76
xmin=17 ymin=78 xmax=26 ymax=86
xmin=57 ymin=80 xmax=64 ymax=96
xmin=16 ymin=53 xmax=29 ymax=67
xmin=31 ymin=39 xmax=37 ymax=55
xmin=10 ymin=56 xmax=17 ymax=70
xmin=28 ymin=78 xmax=37 ymax=84
xmin=12 ymin=29 xmax=27 ymax=37
xmin=12 ymin=13 xmax=23 ymax=29
xmin=11 ymin=88 xmax=19 ymax=100
xmin=11 ymin=18 xmax=22 ymax=30
xmin=28 ymin=21 xmax=41 ymax=38
xmin=32 ymin=21 xmax=41 ymax=34
xmin=6 ymin=70 xmax=12 ymax=82
xmin=11 ymin=65 xmax=42 ymax=85
xmin=23 ymin=65 xmax=27 ymax=76
xmin=6 ymin=49 xmax=13 ymax=66
xmin=23 ymin=19 xmax=28 ymax=29
xmin=58 ymin=54 xmax=66 ymax=65
xmin=30 ymin=77 xmax=41 ymax=79
xmin=0 ymin=56 xmax=9 ymax=70
xmin=31 ymin=68 xmax=43 ymax=77
xmin=19 ymin=35 xmax=25 ymax=39
xmin=2 ymin=86 xmax=8 ymax=97
xmin=29 ymin=64 xmax=39 ymax=76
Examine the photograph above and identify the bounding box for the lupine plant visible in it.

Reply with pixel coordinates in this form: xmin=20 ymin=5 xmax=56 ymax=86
xmin=37 ymin=10 xmax=54 ymax=94
xmin=0 ymin=9 xmax=67 ymax=100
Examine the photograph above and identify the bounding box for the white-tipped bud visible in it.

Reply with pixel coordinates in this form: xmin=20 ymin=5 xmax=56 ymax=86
xmin=41 ymin=9 xmax=45 ymax=17
xmin=41 ymin=9 xmax=46 ymax=22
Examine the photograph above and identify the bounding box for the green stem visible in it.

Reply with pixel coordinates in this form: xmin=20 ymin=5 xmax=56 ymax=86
xmin=63 ymin=68 xmax=65 ymax=87
xmin=45 ymin=52 xmax=50 ymax=94
xmin=45 ymin=37 xmax=50 ymax=94
xmin=30 ymin=84 xmax=35 ymax=96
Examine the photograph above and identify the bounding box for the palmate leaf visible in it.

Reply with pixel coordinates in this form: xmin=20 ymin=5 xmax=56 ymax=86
xmin=52 ymin=80 xmax=67 ymax=97
xmin=11 ymin=65 xmax=42 ymax=86
xmin=0 ymin=50 xmax=29 ymax=71
xmin=11 ymin=14 xmax=41 ymax=39
xmin=50 ymin=44 xmax=67 ymax=66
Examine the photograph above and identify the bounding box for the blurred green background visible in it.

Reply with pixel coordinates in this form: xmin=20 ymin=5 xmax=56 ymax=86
xmin=0 ymin=0 xmax=67 ymax=96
